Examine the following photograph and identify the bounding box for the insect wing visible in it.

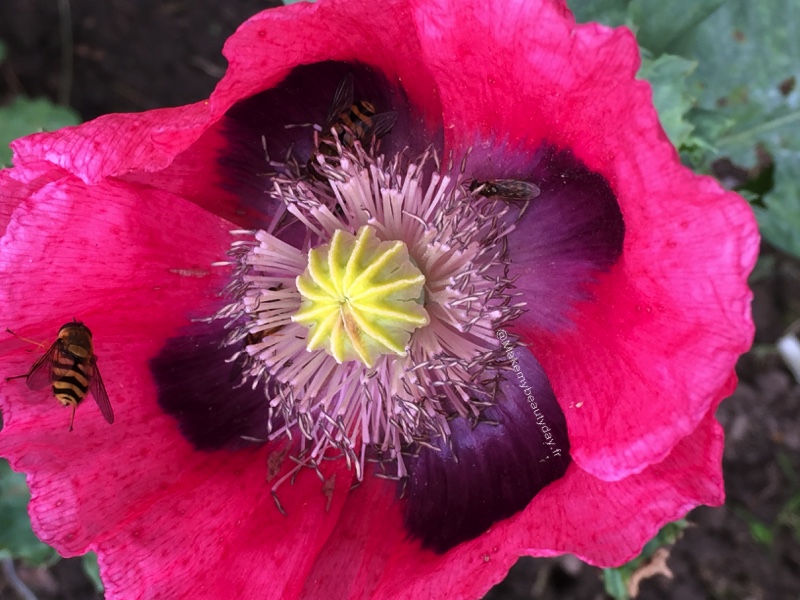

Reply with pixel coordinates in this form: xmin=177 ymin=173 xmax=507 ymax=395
xmin=493 ymin=180 xmax=541 ymax=201
xmin=367 ymin=111 xmax=398 ymax=140
xmin=23 ymin=341 xmax=61 ymax=391
xmin=471 ymin=179 xmax=542 ymax=201
xmin=325 ymin=73 xmax=355 ymax=126
xmin=88 ymin=359 xmax=114 ymax=424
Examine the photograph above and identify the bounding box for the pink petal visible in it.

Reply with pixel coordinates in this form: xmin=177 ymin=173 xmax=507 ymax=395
xmin=9 ymin=104 xmax=211 ymax=184
xmin=0 ymin=176 xmax=217 ymax=540
xmin=0 ymin=177 xmax=231 ymax=346
xmin=212 ymin=62 xmax=427 ymax=231
xmin=92 ymin=443 xmax=354 ymax=600
xmin=217 ymin=0 xmax=441 ymax=127
xmin=0 ymin=165 xmax=68 ymax=239
xmin=301 ymin=407 xmax=724 ymax=600
xmin=5 ymin=357 xmax=353 ymax=599
xmin=0 ymin=175 xmax=356 ymax=598
xmin=0 ymin=175 xmax=233 ymax=449
xmin=504 ymin=147 xmax=624 ymax=331
xmin=412 ymin=0 xmax=757 ymax=479
xmin=543 ymin=178 xmax=756 ymax=481
xmin=402 ymin=346 xmax=570 ymax=551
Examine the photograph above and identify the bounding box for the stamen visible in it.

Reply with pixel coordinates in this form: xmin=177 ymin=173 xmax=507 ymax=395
xmin=212 ymin=140 xmax=529 ymax=500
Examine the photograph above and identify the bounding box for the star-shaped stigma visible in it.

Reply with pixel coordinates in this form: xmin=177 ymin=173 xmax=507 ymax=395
xmin=292 ymin=225 xmax=429 ymax=368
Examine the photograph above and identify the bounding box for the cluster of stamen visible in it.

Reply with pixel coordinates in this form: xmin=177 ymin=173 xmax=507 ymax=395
xmin=214 ymin=136 xmax=526 ymax=501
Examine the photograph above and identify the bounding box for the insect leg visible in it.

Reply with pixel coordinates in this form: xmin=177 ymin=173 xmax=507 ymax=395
xmin=5 ymin=328 xmax=47 ymax=350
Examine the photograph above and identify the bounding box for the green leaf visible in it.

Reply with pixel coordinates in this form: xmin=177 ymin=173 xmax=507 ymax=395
xmin=636 ymin=55 xmax=733 ymax=169
xmin=641 ymin=519 xmax=687 ymax=553
xmin=567 ymin=0 xmax=630 ymax=26
xmin=777 ymin=494 xmax=800 ymax=544
xmin=667 ymin=0 xmax=800 ymax=255
xmin=0 ymin=97 xmax=81 ymax=167
xmin=0 ymin=459 xmax=59 ymax=566
xmin=749 ymin=520 xmax=775 ymax=546
xmin=753 ymin=159 xmax=800 ymax=257
xmin=674 ymin=0 xmax=800 ymax=166
xmin=628 ymin=0 xmax=727 ymax=54
xmin=571 ymin=0 xmax=799 ymax=255
xmin=637 ymin=54 xmax=698 ymax=148
xmin=0 ymin=40 xmax=7 ymax=64
xmin=602 ymin=567 xmax=629 ymax=600
xmin=685 ymin=108 xmax=734 ymax=148
xmin=679 ymin=108 xmax=735 ymax=169
xmin=82 ymin=552 xmax=104 ymax=593
xmin=568 ymin=2 xmax=737 ymax=168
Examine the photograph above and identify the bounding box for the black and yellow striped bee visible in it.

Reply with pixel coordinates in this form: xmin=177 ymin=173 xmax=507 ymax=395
xmin=308 ymin=73 xmax=398 ymax=179
xmin=6 ymin=321 xmax=114 ymax=431
xmin=469 ymin=179 xmax=541 ymax=202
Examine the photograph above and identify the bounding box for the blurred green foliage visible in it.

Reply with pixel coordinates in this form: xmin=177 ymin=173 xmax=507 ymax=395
xmin=0 ymin=98 xmax=81 ymax=167
xmin=82 ymin=552 xmax=104 ymax=593
xmin=570 ymin=0 xmax=800 ymax=257
xmin=0 ymin=459 xmax=59 ymax=566
xmin=0 ymin=458 xmax=104 ymax=592
xmin=0 ymin=44 xmax=81 ymax=167
xmin=739 ymin=452 xmax=800 ymax=547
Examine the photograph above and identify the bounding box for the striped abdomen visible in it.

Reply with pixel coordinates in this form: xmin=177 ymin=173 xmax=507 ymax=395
xmin=331 ymin=100 xmax=377 ymax=145
xmin=52 ymin=352 xmax=91 ymax=409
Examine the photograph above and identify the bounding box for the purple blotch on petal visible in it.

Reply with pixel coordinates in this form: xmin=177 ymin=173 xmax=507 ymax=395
xmin=150 ymin=321 xmax=272 ymax=450
xmin=502 ymin=147 xmax=625 ymax=331
xmin=402 ymin=344 xmax=570 ymax=552
xmin=218 ymin=61 xmax=423 ymax=228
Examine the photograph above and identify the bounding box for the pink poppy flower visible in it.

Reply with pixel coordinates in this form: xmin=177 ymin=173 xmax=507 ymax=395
xmin=0 ymin=0 xmax=757 ymax=598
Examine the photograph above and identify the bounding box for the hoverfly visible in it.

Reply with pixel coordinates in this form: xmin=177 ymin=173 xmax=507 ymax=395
xmin=308 ymin=73 xmax=398 ymax=180
xmin=469 ymin=178 xmax=541 ymax=202
xmin=6 ymin=321 xmax=114 ymax=431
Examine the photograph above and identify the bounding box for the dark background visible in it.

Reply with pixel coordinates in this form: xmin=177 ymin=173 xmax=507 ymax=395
xmin=1 ymin=1 xmax=799 ymax=599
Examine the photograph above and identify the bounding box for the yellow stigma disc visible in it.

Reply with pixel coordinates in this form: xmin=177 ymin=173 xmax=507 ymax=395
xmin=292 ymin=225 xmax=429 ymax=368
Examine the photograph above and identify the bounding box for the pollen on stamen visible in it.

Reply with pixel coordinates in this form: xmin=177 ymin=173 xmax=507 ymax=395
xmin=209 ymin=138 xmax=529 ymax=505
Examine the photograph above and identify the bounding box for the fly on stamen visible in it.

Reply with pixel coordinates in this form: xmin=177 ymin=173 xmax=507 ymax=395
xmin=307 ymin=73 xmax=397 ymax=182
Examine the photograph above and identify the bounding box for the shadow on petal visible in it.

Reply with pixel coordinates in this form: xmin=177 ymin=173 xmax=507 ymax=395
xmin=504 ymin=147 xmax=625 ymax=332
xmin=150 ymin=321 xmax=272 ymax=450
xmin=403 ymin=344 xmax=570 ymax=552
